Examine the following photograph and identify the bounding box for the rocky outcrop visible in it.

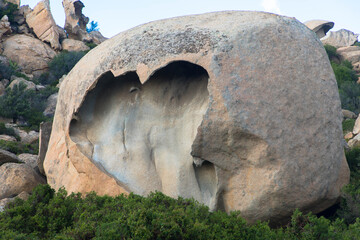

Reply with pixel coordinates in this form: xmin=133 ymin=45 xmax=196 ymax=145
xmin=304 ymin=20 xmax=334 ymax=39
xmin=18 ymin=153 xmax=38 ymax=170
xmin=89 ymin=30 xmax=107 ymax=45
xmin=322 ymin=29 xmax=359 ymax=48
xmin=2 ymin=34 xmax=56 ymax=77
xmin=62 ymin=0 xmax=91 ymax=42
xmin=0 ymin=15 xmax=11 ymax=40
xmin=342 ymin=109 xmax=357 ymax=119
xmin=38 ymin=121 xmax=51 ymax=175
xmin=43 ymin=93 xmax=58 ymax=117
xmin=25 ymin=0 xmax=61 ymax=50
xmin=0 ymin=163 xmax=45 ymax=199
xmin=0 ymin=135 xmax=16 ymax=141
xmin=8 ymin=77 xmax=36 ymax=90
xmin=45 ymin=11 xmax=349 ymax=224
xmin=13 ymin=128 xmax=39 ymax=144
xmin=61 ymin=39 xmax=89 ymax=52
xmin=337 ymin=46 xmax=360 ymax=67
xmin=0 ymin=149 xmax=20 ymax=165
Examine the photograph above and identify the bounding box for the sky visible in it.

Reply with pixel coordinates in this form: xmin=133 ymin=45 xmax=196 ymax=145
xmin=20 ymin=0 xmax=359 ymax=39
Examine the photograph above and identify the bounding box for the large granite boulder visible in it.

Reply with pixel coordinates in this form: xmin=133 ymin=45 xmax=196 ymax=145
xmin=0 ymin=163 xmax=45 ymax=199
xmin=61 ymin=39 xmax=89 ymax=52
xmin=43 ymin=93 xmax=58 ymax=117
xmin=0 ymin=149 xmax=20 ymax=166
xmin=337 ymin=46 xmax=360 ymax=64
xmin=62 ymin=0 xmax=91 ymax=42
xmin=322 ymin=29 xmax=359 ymax=48
xmin=44 ymin=11 xmax=349 ymax=224
xmin=25 ymin=0 xmax=61 ymax=50
xmin=2 ymin=34 xmax=56 ymax=77
xmin=304 ymin=20 xmax=334 ymax=39
xmin=38 ymin=121 xmax=52 ymax=175
xmin=8 ymin=77 xmax=36 ymax=91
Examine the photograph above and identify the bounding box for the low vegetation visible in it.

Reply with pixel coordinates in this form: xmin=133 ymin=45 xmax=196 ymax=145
xmin=0 ymin=83 xmax=57 ymax=130
xmin=325 ymin=44 xmax=360 ymax=113
xmin=0 ymin=139 xmax=38 ymax=155
xmin=0 ymin=0 xmax=18 ymax=23
xmin=37 ymin=51 xmax=86 ymax=86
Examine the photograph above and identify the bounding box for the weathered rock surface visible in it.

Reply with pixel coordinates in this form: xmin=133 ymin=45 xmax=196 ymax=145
xmin=61 ymin=39 xmax=89 ymax=52
xmin=337 ymin=46 xmax=360 ymax=64
xmin=8 ymin=77 xmax=36 ymax=90
xmin=45 ymin=11 xmax=349 ymax=224
xmin=62 ymin=0 xmax=91 ymax=42
xmin=57 ymin=25 xmax=67 ymax=40
xmin=89 ymin=30 xmax=107 ymax=45
xmin=322 ymin=29 xmax=359 ymax=48
xmin=25 ymin=0 xmax=61 ymax=50
xmin=304 ymin=20 xmax=334 ymax=39
xmin=342 ymin=109 xmax=357 ymax=119
xmin=43 ymin=93 xmax=58 ymax=117
xmin=2 ymin=35 xmax=56 ymax=76
xmin=18 ymin=153 xmax=38 ymax=170
xmin=353 ymin=114 xmax=360 ymax=135
xmin=0 ymin=135 xmax=16 ymax=141
xmin=16 ymin=129 xmax=39 ymax=144
xmin=0 ymin=163 xmax=45 ymax=199
xmin=38 ymin=121 xmax=52 ymax=175
xmin=0 ymin=15 xmax=11 ymax=40
xmin=0 ymin=149 xmax=20 ymax=165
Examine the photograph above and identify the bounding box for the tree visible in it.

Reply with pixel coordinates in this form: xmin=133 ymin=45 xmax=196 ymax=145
xmin=86 ymin=20 xmax=99 ymax=33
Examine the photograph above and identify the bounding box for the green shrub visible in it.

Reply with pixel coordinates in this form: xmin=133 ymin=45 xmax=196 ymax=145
xmin=0 ymin=122 xmax=20 ymax=140
xmin=0 ymin=139 xmax=38 ymax=155
xmin=0 ymin=59 xmax=13 ymax=80
xmin=353 ymin=42 xmax=360 ymax=47
xmin=335 ymin=148 xmax=360 ymax=224
xmin=339 ymin=81 xmax=360 ymax=114
xmin=37 ymin=51 xmax=86 ymax=86
xmin=343 ymin=118 xmax=356 ymax=134
xmin=324 ymin=44 xmax=338 ymax=60
xmin=0 ymin=1 xmax=18 ymax=23
xmin=0 ymin=83 xmax=56 ymax=129
xmin=332 ymin=62 xmax=358 ymax=87
xmin=1 ymin=184 xmax=360 ymax=239
xmin=85 ymin=42 xmax=97 ymax=49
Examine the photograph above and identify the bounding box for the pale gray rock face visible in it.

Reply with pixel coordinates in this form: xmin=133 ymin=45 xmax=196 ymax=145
xmin=45 ymin=11 xmax=349 ymax=224
xmin=0 ymin=163 xmax=45 ymax=199
xmin=18 ymin=153 xmax=38 ymax=170
xmin=89 ymin=30 xmax=107 ymax=45
xmin=43 ymin=93 xmax=58 ymax=117
xmin=304 ymin=20 xmax=334 ymax=39
xmin=337 ymin=46 xmax=360 ymax=64
xmin=38 ymin=121 xmax=52 ymax=175
xmin=0 ymin=149 xmax=20 ymax=166
xmin=62 ymin=0 xmax=91 ymax=42
xmin=0 ymin=135 xmax=16 ymax=142
xmin=2 ymin=35 xmax=56 ymax=77
xmin=322 ymin=29 xmax=359 ymax=48
xmin=61 ymin=39 xmax=89 ymax=52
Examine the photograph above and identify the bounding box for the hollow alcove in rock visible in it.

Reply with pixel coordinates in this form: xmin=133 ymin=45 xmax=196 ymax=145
xmin=70 ymin=61 xmax=218 ymax=206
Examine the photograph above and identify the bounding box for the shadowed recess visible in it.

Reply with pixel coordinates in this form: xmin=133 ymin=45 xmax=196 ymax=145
xmin=69 ymin=61 xmax=219 ymax=207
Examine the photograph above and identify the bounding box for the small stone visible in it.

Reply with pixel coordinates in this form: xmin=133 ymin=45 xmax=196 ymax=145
xmin=344 ymin=132 xmax=353 ymax=140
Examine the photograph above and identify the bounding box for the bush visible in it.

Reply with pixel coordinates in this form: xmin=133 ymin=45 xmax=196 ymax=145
xmin=339 ymin=81 xmax=360 ymax=114
xmin=0 ymin=83 xmax=57 ymax=129
xmin=343 ymin=118 xmax=356 ymax=134
xmin=0 ymin=59 xmax=13 ymax=80
xmin=0 ymin=122 xmax=19 ymax=140
xmin=0 ymin=139 xmax=38 ymax=154
xmin=86 ymin=20 xmax=99 ymax=33
xmin=324 ymin=44 xmax=338 ymax=60
xmin=37 ymin=51 xmax=86 ymax=86
xmin=0 ymin=1 xmax=18 ymax=23
xmin=332 ymin=62 xmax=358 ymax=87
xmin=1 ymin=184 xmax=360 ymax=239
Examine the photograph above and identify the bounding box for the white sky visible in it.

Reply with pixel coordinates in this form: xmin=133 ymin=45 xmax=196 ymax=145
xmin=21 ymin=0 xmax=359 ymax=39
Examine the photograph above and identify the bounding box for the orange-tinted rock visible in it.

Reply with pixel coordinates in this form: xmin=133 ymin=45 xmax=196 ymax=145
xmin=45 ymin=11 xmax=349 ymax=224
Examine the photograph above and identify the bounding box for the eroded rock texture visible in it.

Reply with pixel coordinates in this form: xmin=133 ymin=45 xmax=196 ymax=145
xmin=62 ymin=0 xmax=91 ymax=42
xmin=45 ymin=11 xmax=349 ymax=224
xmin=25 ymin=0 xmax=61 ymax=50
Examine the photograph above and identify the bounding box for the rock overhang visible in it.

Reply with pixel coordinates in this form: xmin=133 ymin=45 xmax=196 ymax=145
xmin=46 ymin=11 xmax=349 ymax=224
